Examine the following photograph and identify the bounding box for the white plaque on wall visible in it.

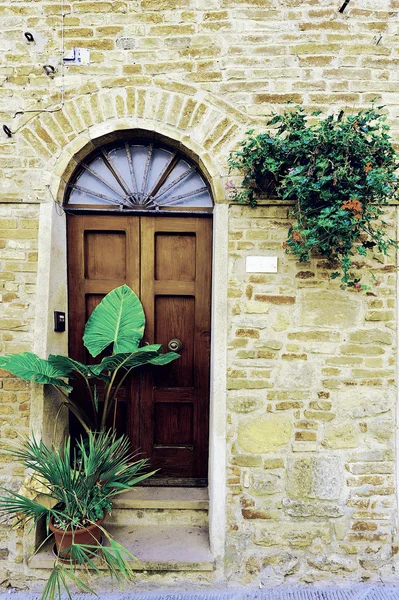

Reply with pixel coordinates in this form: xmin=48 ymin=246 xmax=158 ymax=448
xmin=246 ymin=256 xmax=278 ymax=273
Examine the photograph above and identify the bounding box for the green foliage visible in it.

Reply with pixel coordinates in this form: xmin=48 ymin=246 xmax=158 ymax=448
xmin=0 ymin=353 xmax=73 ymax=392
xmin=0 ymin=430 xmax=151 ymax=600
xmin=39 ymin=538 xmax=137 ymax=600
xmin=229 ymin=104 xmax=399 ymax=288
xmin=0 ymin=430 xmax=154 ymax=531
xmin=83 ymin=284 xmax=145 ymax=358
xmin=0 ymin=285 xmax=179 ymax=432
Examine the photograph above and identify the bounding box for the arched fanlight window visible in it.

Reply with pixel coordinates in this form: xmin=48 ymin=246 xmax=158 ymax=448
xmin=65 ymin=140 xmax=213 ymax=211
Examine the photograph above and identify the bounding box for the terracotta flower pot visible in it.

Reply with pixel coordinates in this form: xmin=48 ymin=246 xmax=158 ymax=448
xmin=50 ymin=513 xmax=106 ymax=560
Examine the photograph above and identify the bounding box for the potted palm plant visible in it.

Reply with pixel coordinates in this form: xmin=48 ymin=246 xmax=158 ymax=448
xmin=0 ymin=285 xmax=180 ymax=599
xmin=0 ymin=284 xmax=179 ymax=433
xmin=0 ymin=429 xmax=154 ymax=599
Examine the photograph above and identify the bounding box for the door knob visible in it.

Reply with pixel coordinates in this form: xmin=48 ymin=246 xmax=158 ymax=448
xmin=168 ymin=338 xmax=183 ymax=352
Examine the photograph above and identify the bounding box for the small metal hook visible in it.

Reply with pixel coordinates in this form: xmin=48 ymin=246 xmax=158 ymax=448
xmin=3 ymin=125 xmax=12 ymax=138
xmin=24 ymin=32 xmax=34 ymax=42
xmin=43 ymin=64 xmax=56 ymax=77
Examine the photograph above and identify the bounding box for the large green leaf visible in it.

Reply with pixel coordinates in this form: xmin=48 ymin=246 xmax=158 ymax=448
xmin=0 ymin=353 xmax=72 ymax=392
xmin=149 ymin=352 xmax=180 ymax=366
xmin=48 ymin=355 xmax=109 ymax=383
xmin=48 ymin=355 xmax=91 ymax=378
xmin=83 ymin=285 xmax=145 ymax=358
xmin=89 ymin=345 xmax=162 ymax=376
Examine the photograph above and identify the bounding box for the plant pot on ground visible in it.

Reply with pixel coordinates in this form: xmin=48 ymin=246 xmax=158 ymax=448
xmin=0 ymin=430 xmax=155 ymax=599
xmin=49 ymin=512 xmax=106 ymax=560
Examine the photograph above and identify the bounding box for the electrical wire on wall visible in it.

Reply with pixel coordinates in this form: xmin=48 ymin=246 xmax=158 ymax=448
xmin=2 ymin=0 xmax=66 ymax=136
xmin=47 ymin=184 xmax=66 ymax=215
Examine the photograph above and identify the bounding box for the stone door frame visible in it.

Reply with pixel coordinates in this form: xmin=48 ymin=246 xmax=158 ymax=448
xmin=32 ymin=198 xmax=228 ymax=563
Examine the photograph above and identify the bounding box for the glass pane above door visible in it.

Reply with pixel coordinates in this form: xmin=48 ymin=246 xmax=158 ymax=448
xmin=65 ymin=141 xmax=213 ymax=211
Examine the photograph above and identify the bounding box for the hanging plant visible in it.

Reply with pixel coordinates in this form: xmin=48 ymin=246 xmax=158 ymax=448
xmin=228 ymin=104 xmax=399 ymax=289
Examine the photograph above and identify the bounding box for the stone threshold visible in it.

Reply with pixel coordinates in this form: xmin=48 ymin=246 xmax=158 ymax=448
xmin=29 ymin=524 xmax=214 ymax=572
xmin=112 ymin=486 xmax=209 ymax=510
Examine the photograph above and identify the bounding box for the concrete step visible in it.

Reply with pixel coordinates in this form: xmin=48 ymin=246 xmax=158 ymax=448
xmin=29 ymin=524 xmax=214 ymax=572
xmin=108 ymin=507 xmax=208 ymax=526
xmin=108 ymin=487 xmax=209 ymax=526
xmin=113 ymin=487 xmax=209 ymax=510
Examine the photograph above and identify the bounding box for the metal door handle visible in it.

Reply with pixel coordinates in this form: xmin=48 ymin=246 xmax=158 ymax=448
xmin=168 ymin=338 xmax=183 ymax=352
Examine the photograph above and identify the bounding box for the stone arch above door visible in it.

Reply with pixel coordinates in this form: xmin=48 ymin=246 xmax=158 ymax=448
xmin=15 ymin=83 xmax=250 ymax=205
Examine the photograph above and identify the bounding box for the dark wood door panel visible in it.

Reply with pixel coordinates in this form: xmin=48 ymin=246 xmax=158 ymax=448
xmin=155 ymin=233 xmax=196 ymax=281
xmin=67 ymin=215 xmax=140 ymax=363
xmin=154 ymin=296 xmax=195 ymax=388
xmin=67 ymin=215 xmax=140 ymax=441
xmin=140 ymin=216 xmax=212 ymax=480
xmin=84 ymin=230 xmax=127 ymax=280
xmin=67 ymin=213 xmax=212 ymax=483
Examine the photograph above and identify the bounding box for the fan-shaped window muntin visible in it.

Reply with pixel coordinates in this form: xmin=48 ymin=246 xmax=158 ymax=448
xmin=65 ymin=141 xmax=213 ymax=211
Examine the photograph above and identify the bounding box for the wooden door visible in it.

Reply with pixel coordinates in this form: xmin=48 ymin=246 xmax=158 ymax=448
xmin=67 ymin=214 xmax=212 ymax=483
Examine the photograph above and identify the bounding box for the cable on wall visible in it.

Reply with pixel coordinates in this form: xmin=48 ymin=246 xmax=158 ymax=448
xmin=2 ymin=0 xmax=66 ymax=136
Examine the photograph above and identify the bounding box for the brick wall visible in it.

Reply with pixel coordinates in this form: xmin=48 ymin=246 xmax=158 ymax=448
xmin=0 ymin=0 xmax=398 ymax=587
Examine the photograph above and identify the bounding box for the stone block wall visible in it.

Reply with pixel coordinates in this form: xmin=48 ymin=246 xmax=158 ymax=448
xmin=226 ymin=204 xmax=398 ymax=583
xmin=0 ymin=204 xmax=38 ymax=449
xmin=0 ymin=0 xmax=398 ymax=588
xmin=0 ymin=204 xmax=38 ymax=577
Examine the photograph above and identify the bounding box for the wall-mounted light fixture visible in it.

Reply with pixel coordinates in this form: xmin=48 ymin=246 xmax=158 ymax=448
xmin=43 ymin=64 xmax=56 ymax=77
xmin=24 ymin=32 xmax=34 ymax=42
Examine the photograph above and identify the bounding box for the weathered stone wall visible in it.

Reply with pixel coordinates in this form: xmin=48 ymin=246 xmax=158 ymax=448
xmin=0 ymin=204 xmax=38 ymax=578
xmin=226 ymin=203 xmax=398 ymax=583
xmin=0 ymin=0 xmax=398 ymax=588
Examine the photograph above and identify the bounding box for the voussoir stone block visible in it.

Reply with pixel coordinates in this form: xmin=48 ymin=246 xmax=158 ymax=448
xmin=287 ymin=456 xmax=342 ymax=500
xmin=238 ymin=414 xmax=291 ymax=453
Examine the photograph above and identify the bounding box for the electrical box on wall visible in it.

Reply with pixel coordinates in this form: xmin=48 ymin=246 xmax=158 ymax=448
xmin=63 ymin=48 xmax=90 ymax=65
xmin=54 ymin=311 xmax=66 ymax=332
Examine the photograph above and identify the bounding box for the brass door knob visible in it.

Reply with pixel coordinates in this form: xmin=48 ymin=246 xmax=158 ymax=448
xmin=168 ymin=338 xmax=183 ymax=352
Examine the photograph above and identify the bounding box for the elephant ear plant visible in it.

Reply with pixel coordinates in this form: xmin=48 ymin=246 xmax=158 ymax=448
xmin=0 ymin=429 xmax=156 ymax=600
xmin=228 ymin=103 xmax=399 ymax=289
xmin=0 ymin=284 xmax=179 ymax=433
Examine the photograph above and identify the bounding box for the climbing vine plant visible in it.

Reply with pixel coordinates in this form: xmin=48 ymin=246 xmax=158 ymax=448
xmin=228 ymin=104 xmax=399 ymax=289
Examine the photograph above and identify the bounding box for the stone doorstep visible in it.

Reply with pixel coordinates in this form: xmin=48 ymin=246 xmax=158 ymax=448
xmin=29 ymin=524 xmax=215 ymax=572
xmin=112 ymin=487 xmax=209 ymax=510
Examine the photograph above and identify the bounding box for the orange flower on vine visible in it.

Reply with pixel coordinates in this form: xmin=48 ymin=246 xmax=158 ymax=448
xmin=341 ymin=198 xmax=362 ymax=220
xmin=292 ymin=230 xmax=301 ymax=241
xmin=364 ymin=162 xmax=372 ymax=173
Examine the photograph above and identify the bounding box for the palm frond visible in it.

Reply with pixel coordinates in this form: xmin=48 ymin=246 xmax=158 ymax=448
xmin=0 ymin=489 xmax=49 ymax=525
